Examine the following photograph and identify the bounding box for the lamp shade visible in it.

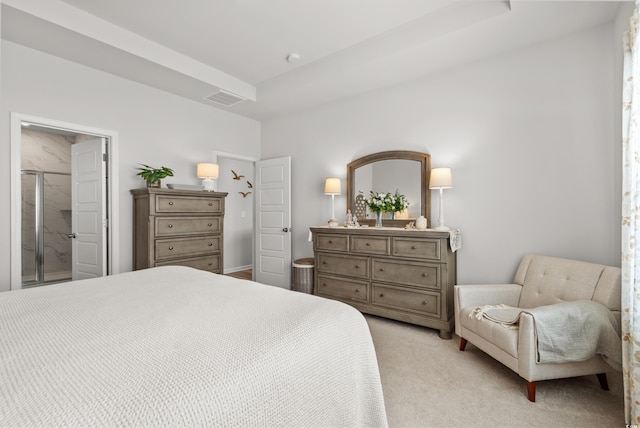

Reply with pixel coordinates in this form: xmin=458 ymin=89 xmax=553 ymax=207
xmin=429 ymin=168 xmax=453 ymax=189
xmin=196 ymin=163 xmax=219 ymax=179
xmin=324 ymin=177 xmax=341 ymax=195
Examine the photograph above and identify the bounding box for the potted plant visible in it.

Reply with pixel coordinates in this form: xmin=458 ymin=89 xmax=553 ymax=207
xmin=136 ymin=164 xmax=174 ymax=188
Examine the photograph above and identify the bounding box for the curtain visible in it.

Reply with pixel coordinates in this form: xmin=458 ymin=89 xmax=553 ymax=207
xmin=622 ymin=2 xmax=640 ymax=424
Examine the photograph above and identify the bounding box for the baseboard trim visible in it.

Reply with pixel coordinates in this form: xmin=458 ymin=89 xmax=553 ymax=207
xmin=224 ymin=265 xmax=252 ymax=274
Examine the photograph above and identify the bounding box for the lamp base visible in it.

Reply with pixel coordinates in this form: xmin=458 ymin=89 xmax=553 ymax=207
xmin=201 ymin=178 xmax=215 ymax=192
xmin=327 ymin=218 xmax=339 ymax=228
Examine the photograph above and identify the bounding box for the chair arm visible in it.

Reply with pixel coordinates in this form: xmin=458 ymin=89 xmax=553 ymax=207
xmin=454 ymin=284 xmax=522 ymax=337
xmin=454 ymin=284 xmax=523 ymax=309
xmin=517 ymin=312 xmax=538 ymax=381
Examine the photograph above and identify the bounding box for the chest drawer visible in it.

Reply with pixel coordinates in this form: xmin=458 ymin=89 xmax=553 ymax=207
xmin=316 ymin=234 xmax=349 ymax=252
xmin=155 ymin=255 xmax=220 ymax=273
xmin=350 ymin=236 xmax=390 ymax=255
xmin=392 ymin=237 xmax=442 ymax=261
xmin=155 ymin=217 xmax=221 ymax=237
xmin=316 ymin=274 xmax=369 ymax=303
xmin=372 ymin=259 xmax=441 ymax=289
xmin=372 ymin=285 xmax=440 ymax=317
xmin=317 ymin=253 xmax=369 ymax=279
xmin=155 ymin=236 xmax=220 ymax=260
xmin=154 ymin=195 xmax=223 ymax=214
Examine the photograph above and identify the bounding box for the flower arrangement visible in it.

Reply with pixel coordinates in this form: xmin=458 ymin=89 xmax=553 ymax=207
xmin=365 ymin=190 xmax=409 ymax=214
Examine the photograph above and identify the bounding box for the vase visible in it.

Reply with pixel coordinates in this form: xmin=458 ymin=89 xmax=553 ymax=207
xmin=375 ymin=211 xmax=383 ymax=227
xmin=391 ymin=212 xmax=396 ymax=220
xmin=147 ymin=180 xmax=161 ymax=188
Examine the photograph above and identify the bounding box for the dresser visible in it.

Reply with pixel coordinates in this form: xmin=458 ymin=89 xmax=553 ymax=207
xmin=131 ymin=188 xmax=227 ymax=273
xmin=310 ymin=226 xmax=457 ymax=339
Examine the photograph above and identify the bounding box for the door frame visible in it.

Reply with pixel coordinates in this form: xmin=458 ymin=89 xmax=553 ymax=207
xmin=10 ymin=112 xmax=120 ymax=290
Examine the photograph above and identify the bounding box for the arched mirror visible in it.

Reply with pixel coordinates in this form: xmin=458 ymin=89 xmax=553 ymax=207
xmin=347 ymin=150 xmax=431 ymax=227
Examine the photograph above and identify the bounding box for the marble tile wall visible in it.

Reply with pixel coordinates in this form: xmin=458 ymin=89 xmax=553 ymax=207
xmin=21 ymin=129 xmax=73 ymax=282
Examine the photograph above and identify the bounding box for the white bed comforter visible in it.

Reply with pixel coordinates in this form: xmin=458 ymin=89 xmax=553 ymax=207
xmin=0 ymin=266 xmax=387 ymax=427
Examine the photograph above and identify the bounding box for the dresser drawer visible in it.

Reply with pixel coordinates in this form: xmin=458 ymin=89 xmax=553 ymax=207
xmin=155 ymin=236 xmax=221 ymax=260
xmin=392 ymin=237 xmax=442 ymax=261
xmin=350 ymin=236 xmax=390 ymax=255
xmin=155 ymin=216 xmax=221 ymax=237
xmin=155 ymin=195 xmax=223 ymax=214
xmin=155 ymin=255 xmax=221 ymax=273
xmin=317 ymin=253 xmax=369 ymax=279
xmin=372 ymin=284 xmax=440 ymax=317
xmin=316 ymin=274 xmax=369 ymax=303
xmin=372 ymin=259 xmax=441 ymax=290
xmin=315 ymin=234 xmax=349 ymax=252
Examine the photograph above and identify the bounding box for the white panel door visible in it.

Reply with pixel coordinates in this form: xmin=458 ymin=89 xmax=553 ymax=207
xmin=254 ymin=157 xmax=291 ymax=288
xmin=71 ymin=138 xmax=107 ymax=280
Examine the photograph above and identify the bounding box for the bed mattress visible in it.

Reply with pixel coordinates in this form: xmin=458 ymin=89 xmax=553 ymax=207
xmin=0 ymin=266 xmax=387 ymax=427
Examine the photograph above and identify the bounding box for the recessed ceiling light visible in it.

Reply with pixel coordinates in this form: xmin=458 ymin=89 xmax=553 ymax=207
xmin=286 ymin=53 xmax=301 ymax=64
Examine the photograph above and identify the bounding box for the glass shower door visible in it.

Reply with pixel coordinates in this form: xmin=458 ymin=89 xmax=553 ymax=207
xmin=21 ymin=170 xmax=72 ymax=287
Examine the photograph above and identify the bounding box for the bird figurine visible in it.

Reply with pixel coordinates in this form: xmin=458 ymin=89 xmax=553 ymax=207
xmin=247 ymin=180 xmax=253 ymax=188
xmin=239 ymin=191 xmax=251 ymax=198
xmin=231 ymin=170 xmax=244 ymax=180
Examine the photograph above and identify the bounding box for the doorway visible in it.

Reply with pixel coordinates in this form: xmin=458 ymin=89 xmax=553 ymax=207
xmin=10 ymin=113 xmax=120 ymax=290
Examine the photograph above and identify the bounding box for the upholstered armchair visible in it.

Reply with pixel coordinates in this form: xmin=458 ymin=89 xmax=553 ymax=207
xmin=454 ymin=254 xmax=621 ymax=402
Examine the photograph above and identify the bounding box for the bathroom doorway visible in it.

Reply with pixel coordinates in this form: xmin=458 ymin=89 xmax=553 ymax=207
xmin=10 ymin=113 xmax=120 ymax=290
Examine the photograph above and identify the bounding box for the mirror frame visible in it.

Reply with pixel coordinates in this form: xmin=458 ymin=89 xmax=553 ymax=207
xmin=347 ymin=150 xmax=431 ymax=227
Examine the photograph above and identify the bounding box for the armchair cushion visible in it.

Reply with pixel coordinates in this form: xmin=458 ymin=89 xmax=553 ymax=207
xmin=459 ymin=305 xmax=518 ymax=358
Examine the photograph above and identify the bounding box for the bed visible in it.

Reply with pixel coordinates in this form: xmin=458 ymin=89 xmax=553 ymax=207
xmin=0 ymin=266 xmax=387 ymax=427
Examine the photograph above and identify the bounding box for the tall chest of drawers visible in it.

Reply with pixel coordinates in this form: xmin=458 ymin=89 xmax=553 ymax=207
xmin=131 ymin=188 xmax=227 ymax=273
xmin=310 ymin=226 xmax=457 ymax=339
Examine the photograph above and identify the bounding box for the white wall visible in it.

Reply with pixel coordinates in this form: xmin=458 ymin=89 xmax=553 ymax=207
xmin=261 ymin=23 xmax=620 ymax=284
xmin=0 ymin=40 xmax=261 ymax=291
xmin=216 ymin=157 xmax=254 ymax=272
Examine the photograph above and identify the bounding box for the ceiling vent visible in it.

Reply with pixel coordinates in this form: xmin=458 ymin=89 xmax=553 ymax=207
xmin=203 ymin=89 xmax=247 ymax=106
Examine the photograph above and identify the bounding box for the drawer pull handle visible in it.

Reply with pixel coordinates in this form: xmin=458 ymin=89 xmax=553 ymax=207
xmin=322 ymin=283 xmax=327 ymax=287
xmin=379 ymin=268 xmax=384 ymax=272
xmin=411 ymin=245 xmax=417 ymax=249
xmin=366 ymin=243 xmax=370 ymax=246
xmin=355 ymin=289 xmax=359 ymax=293
xmin=422 ymin=273 xmax=427 ymax=277
xmin=422 ymin=300 xmax=428 ymax=305
xmin=208 ymin=223 xmax=213 ymax=227
xmin=208 ymin=202 xmax=213 ymax=206
xmin=168 ymin=224 xmax=173 ymax=228
xmin=168 ymin=246 xmax=173 ymax=250
xmin=208 ymin=262 xmax=212 ymax=266
xmin=354 ymin=265 xmax=359 ymax=269
xmin=208 ymin=242 xmax=213 ymax=246
xmin=323 ymin=261 xmax=327 ymax=265
xmin=379 ymin=293 xmax=384 ymax=298
xmin=168 ymin=201 xmax=174 ymax=205
xmin=328 ymin=240 xmax=333 ymax=244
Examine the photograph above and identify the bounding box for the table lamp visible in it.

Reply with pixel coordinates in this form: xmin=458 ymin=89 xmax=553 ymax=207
xmin=429 ymin=168 xmax=453 ymax=230
xmin=197 ymin=163 xmax=219 ymax=192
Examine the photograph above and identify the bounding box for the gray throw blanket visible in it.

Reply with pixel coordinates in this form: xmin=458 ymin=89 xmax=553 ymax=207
xmin=471 ymin=300 xmax=622 ymax=370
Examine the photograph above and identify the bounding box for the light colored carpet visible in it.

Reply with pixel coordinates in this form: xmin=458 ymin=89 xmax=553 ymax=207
xmin=365 ymin=315 xmax=624 ymax=428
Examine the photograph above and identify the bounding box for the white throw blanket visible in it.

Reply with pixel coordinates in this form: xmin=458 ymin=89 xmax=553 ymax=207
xmin=471 ymin=300 xmax=622 ymax=370
xmin=0 ymin=267 xmax=388 ymax=427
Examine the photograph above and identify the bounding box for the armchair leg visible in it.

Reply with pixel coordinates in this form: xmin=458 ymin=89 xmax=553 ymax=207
xmin=527 ymin=381 xmax=536 ymax=402
xmin=459 ymin=337 xmax=467 ymax=351
xmin=596 ymin=373 xmax=609 ymax=391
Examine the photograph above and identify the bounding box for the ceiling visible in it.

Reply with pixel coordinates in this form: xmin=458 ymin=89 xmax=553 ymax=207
xmin=0 ymin=0 xmax=628 ymax=120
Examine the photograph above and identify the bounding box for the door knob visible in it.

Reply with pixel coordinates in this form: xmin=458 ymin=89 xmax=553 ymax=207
xmin=67 ymin=233 xmax=76 ymax=239
xmin=282 ymin=227 xmax=292 ymax=232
